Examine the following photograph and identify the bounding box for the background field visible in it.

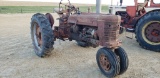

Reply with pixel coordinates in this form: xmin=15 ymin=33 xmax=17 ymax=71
xmin=0 ymin=1 xmax=108 ymax=13
xmin=0 ymin=6 xmax=108 ymax=13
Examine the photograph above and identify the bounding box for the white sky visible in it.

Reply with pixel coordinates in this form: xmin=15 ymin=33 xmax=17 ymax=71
xmin=4 ymin=0 xmax=160 ymax=6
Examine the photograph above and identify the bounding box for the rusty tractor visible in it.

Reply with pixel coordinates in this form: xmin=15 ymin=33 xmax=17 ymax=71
xmin=30 ymin=0 xmax=128 ymax=77
xmin=110 ymin=0 xmax=160 ymax=52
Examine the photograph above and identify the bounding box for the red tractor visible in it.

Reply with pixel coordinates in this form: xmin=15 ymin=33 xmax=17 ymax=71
xmin=115 ymin=0 xmax=160 ymax=52
xmin=30 ymin=0 xmax=128 ymax=77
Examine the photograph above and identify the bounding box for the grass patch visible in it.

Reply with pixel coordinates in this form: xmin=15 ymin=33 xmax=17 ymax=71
xmin=0 ymin=6 xmax=108 ymax=14
xmin=0 ymin=6 xmax=56 ymax=13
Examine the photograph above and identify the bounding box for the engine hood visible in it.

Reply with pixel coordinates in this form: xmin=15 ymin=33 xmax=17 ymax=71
xmin=68 ymin=13 xmax=121 ymax=26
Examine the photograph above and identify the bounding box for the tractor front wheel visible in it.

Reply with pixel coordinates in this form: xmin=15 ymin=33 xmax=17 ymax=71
xmin=115 ymin=47 xmax=129 ymax=75
xmin=96 ymin=48 xmax=120 ymax=77
xmin=136 ymin=11 xmax=160 ymax=52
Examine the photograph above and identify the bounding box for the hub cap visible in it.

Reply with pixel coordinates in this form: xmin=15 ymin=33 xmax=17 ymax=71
xmin=33 ymin=23 xmax=42 ymax=49
xmin=99 ymin=53 xmax=111 ymax=72
xmin=145 ymin=22 xmax=160 ymax=43
xmin=142 ymin=21 xmax=160 ymax=45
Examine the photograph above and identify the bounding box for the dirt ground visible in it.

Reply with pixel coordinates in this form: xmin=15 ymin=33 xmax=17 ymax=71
xmin=0 ymin=13 xmax=160 ymax=78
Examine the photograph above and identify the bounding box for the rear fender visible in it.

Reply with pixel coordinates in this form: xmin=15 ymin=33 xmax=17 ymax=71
xmin=134 ymin=9 xmax=160 ymax=29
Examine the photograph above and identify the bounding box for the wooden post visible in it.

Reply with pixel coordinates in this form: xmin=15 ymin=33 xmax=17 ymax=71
xmin=96 ymin=0 xmax=101 ymax=14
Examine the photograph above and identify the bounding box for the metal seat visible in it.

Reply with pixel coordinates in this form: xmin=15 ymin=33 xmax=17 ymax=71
xmin=137 ymin=0 xmax=149 ymax=11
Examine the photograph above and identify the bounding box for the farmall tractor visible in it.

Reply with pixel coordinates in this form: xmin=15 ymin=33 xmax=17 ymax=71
xmin=30 ymin=0 xmax=128 ymax=77
xmin=110 ymin=0 xmax=160 ymax=52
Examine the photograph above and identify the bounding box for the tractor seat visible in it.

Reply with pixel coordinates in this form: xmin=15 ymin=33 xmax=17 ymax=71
xmin=137 ymin=1 xmax=148 ymax=11
xmin=54 ymin=8 xmax=64 ymax=14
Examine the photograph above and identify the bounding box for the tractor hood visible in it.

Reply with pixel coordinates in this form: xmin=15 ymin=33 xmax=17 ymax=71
xmin=68 ymin=13 xmax=121 ymax=26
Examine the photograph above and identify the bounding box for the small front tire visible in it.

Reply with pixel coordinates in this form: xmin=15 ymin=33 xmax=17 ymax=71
xmin=115 ymin=47 xmax=129 ymax=75
xmin=96 ymin=48 xmax=120 ymax=77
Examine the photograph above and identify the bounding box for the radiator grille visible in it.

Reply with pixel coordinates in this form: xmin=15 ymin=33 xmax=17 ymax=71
xmin=104 ymin=24 xmax=119 ymax=42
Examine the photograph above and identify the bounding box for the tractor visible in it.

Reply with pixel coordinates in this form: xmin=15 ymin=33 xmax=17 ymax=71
xmin=30 ymin=0 xmax=128 ymax=77
xmin=110 ymin=0 xmax=160 ymax=52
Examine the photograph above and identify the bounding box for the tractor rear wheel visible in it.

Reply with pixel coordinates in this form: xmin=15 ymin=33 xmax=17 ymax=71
xmin=96 ymin=48 xmax=120 ymax=77
xmin=31 ymin=13 xmax=54 ymax=57
xmin=136 ymin=11 xmax=160 ymax=52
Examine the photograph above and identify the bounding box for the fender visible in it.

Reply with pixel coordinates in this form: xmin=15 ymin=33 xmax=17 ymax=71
xmin=134 ymin=9 xmax=160 ymax=29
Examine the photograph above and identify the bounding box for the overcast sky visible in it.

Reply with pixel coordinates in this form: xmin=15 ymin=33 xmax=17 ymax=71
xmin=5 ymin=0 xmax=160 ymax=6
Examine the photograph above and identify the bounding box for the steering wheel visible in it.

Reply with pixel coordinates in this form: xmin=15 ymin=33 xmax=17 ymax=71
xmin=59 ymin=0 xmax=71 ymax=10
xmin=58 ymin=0 xmax=79 ymax=15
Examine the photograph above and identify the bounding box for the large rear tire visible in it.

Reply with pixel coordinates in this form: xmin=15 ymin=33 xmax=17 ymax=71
xmin=136 ymin=11 xmax=160 ymax=52
xmin=31 ymin=13 xmax=54 ymax=57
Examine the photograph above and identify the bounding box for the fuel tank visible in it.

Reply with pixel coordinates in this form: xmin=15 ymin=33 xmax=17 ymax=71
xmin=68 ymin=13 xmax=121 ymax=27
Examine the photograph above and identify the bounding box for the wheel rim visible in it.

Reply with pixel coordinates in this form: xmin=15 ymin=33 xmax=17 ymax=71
xmin=33 ymin=23 xmax=42 ymax=50
xmin=142 ymin=21 xmax=160 ymax=45
xmin=99 ymin=53 xmax=111 ymax=72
